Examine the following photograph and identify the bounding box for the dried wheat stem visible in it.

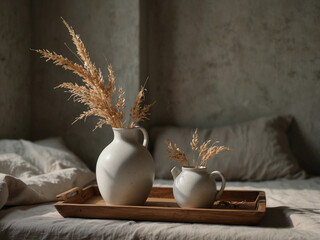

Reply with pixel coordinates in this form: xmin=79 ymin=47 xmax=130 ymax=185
xmin=190 ymin=128 xmax=199 ymax=166
xmin=34 ymin=19 xmax=152 ymax=129
xmin=129 ymin=85 xmax=152 ymax=128
xmin=166 ymin=128 xmax=230 ymax=168
xmin=199 ymin=145 xmax=231 ymax=166
xmin=166 ymin=140 xmax=188 ymax=167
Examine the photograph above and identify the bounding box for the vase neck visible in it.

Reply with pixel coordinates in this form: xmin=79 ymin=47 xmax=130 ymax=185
xmin=182 ymin=166 xmax=207 ymax=174
xmin=112 ymin=128 xmax=139 ymax=143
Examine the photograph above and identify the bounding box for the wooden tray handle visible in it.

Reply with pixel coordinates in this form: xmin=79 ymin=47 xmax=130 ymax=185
xmin=256 ymin=191 xmax=266 ymax=212
xmin=56 ymin=187 xmax=82 ymax=201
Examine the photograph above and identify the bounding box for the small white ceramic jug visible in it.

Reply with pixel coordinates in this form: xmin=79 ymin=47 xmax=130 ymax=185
xmin=171 ymin=166 xmax=226 ymax=208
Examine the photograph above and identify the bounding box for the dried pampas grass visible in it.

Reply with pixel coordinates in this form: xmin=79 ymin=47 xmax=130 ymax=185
xmin=129 ymin=85 xmax=152 ymax=128
xmin=166 ymin=129 xmax=230 ymax=168
xmin=166 ymin=140 xmax=188 ymax=167
xmin=198 ymin=144 xmax=230 ymax=167
xmin=33 ymin=18 xmax=151 ymax=129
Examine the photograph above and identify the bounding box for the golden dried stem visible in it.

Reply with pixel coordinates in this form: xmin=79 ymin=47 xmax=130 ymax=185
xmin=190 ymin=128 xmax=199 ymax=166
xmin=190 ymin=128 xmax=199 ymax=151
xmin=129 ymin=85 xmax=152 ymax=128
xmin=33 ymin=19 xmax=152 ymax=129
xmin=198 ymin=140 xmax=212 ymax=163
xmin=166 ymin=140 xmax=188 ymax=167
xmin=166 ymin=131 xmax=230 ymax=167
xmin=199 ymin=145 xmax=231 ymax=166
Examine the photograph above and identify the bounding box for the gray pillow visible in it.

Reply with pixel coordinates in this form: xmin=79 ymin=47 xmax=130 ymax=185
xmin=150 ymin=116 xmax=306 ymax=181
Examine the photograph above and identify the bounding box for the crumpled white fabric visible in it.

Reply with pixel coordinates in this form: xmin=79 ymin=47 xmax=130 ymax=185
xmin=0 ymin=138 xmax=96 ymax=209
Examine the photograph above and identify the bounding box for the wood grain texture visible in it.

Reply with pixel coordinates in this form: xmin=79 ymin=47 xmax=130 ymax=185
xmin=55 ymin=185 xmax=266 ymax=225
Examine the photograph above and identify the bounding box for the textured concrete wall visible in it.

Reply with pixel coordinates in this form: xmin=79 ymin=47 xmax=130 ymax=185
xmin=0 ymin=0 xmax=31 ymax=139
xmin=3 ymin=0 xmax=319 ymax=175
xmin=31 ymin=0 xmax=140 ymax=170
xmin=147 ymin=0 xmax=320 ymax=175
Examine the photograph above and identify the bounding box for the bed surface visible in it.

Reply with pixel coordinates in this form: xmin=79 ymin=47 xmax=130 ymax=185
xmin=1 ymin=177 xmax=319 ymax=240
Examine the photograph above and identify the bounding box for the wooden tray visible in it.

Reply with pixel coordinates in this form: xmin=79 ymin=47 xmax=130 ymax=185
xmin=55 ymin=185 xmax=266 ymax=225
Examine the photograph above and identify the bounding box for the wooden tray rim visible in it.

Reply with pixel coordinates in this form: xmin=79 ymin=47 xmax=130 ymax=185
xmin=54 ymin=186 xmax=266 ymax=213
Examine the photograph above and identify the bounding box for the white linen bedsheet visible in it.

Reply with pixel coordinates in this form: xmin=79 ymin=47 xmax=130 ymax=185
xmin=0 ymin=138 xmax=95 ymax=209
xmin=0 ymin=177 xmax=320 ymax=240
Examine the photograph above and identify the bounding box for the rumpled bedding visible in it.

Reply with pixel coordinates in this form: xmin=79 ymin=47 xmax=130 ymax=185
xmin=0 ymin=177 xmax=320 ymax=240
xmin=0 ymin=138 xmax=95 ymax=209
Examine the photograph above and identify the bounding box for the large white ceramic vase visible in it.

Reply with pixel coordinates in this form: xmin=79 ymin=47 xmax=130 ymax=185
xmin=96 ymin=126 xmax=155 ymax=205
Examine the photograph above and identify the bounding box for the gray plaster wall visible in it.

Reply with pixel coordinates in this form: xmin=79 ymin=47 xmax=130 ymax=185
xmin=0 ymin=0 xmax=31 ymax=139
xmin=147 ymin=0 xmax=320 ymax=175
xmin=31 ymin=0 xmax=140 ymax=170
xmin=1 ymin=0 xmax=319 ymax=175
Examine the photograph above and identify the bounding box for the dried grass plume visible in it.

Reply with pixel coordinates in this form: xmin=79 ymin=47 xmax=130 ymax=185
xmin=33 ymin=18 xmax=151 ymax=129
xmin=190 ymin=128 xmax=199 ymax=151
xmin=166 ymin=129 xmax=231 ymax=168
xmin=166 ymin=140 xmax=188 ymax=167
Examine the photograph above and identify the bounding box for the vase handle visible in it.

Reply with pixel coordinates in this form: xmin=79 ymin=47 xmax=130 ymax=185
xmin=135 ymin=126 xmax=149 ymax=148
xmin=210 ymin=171 xmax=226 ymax=201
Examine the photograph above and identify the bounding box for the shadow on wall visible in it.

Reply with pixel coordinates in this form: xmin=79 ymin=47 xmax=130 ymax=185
xmin=288 ymin=119 xmax=320 ymax=176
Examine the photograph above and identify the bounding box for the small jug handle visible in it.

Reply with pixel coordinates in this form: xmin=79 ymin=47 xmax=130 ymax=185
xmin=210 ymin=171 xmax=226 ymax=201
xmin=135 ymin=126 xmax=149 ymax=148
